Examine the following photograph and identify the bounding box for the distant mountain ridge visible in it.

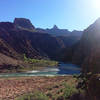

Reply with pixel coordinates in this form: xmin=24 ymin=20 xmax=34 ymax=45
xmin=36 ymin=25 xmax=83 ymax=37
xmin=13 ymin=18 xmax=83 ymax=37
xmin=14 ymin=18 xmax=83 ymax=48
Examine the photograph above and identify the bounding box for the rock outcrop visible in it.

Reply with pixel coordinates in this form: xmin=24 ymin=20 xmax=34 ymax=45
xmin=14 ymin=18 xmax=35 ymax=30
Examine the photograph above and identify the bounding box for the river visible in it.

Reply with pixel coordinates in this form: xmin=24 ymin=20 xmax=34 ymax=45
xmin=0 ymin=62 xmax=81 ymax=77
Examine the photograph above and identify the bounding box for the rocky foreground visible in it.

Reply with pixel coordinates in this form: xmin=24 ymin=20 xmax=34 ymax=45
xmin=0 ymin=76 xmax=76 ymax=100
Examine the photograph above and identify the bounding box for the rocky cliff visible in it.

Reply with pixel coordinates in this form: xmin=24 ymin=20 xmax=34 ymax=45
xmin=65 ymin=18 xmax=100 ymax=73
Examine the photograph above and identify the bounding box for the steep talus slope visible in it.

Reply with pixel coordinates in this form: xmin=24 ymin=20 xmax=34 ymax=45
xmin=0 ymin=53 xmax=19 ymax=65
xmin=0 ymin=38 xmax=20 ymax=58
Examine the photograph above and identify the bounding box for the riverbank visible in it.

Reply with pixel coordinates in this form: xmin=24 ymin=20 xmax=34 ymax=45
xmin=0 ymin=63 xmax=80 ymax=76
xmin=0 ymin=58 xmax=58 ymax=73
xmin=0 ymin=76 xmax=77 ymax=100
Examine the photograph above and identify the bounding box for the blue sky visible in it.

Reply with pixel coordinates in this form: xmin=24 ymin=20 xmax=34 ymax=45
xmin=0 ymin=0 xmax=100 ymax=31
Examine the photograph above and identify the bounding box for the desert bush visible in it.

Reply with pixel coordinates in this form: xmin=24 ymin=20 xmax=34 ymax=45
xmin=16 ymin=91 xmax=49 ymax=100
xmin=63 ymin=84 xmax=78 ymax=99
xmin=23 ymin=54 xmax=58 ymax=67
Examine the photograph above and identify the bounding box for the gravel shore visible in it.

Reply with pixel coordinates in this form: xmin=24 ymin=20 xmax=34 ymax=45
xmin=0 ymin=76 xmax=74 ymax=100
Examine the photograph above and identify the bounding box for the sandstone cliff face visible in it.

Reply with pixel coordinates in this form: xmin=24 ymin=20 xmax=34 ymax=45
xmin=14 ymin=18 xmax=35 ymax=30
xmin=69 ymin=18 xmax=100 ymax=73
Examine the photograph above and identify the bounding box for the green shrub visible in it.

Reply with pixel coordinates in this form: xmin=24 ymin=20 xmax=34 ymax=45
xmin=23 ymin=54 xmax=58 ymax=67
xmin=63 ymin=84 xmax=78 ymax=99
xmin=16 ymin=91 xmax=49 ymax=100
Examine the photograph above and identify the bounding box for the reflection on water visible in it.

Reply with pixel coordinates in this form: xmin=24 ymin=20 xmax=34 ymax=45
xmin=0 ymin=63 xmax=81 ymax=77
